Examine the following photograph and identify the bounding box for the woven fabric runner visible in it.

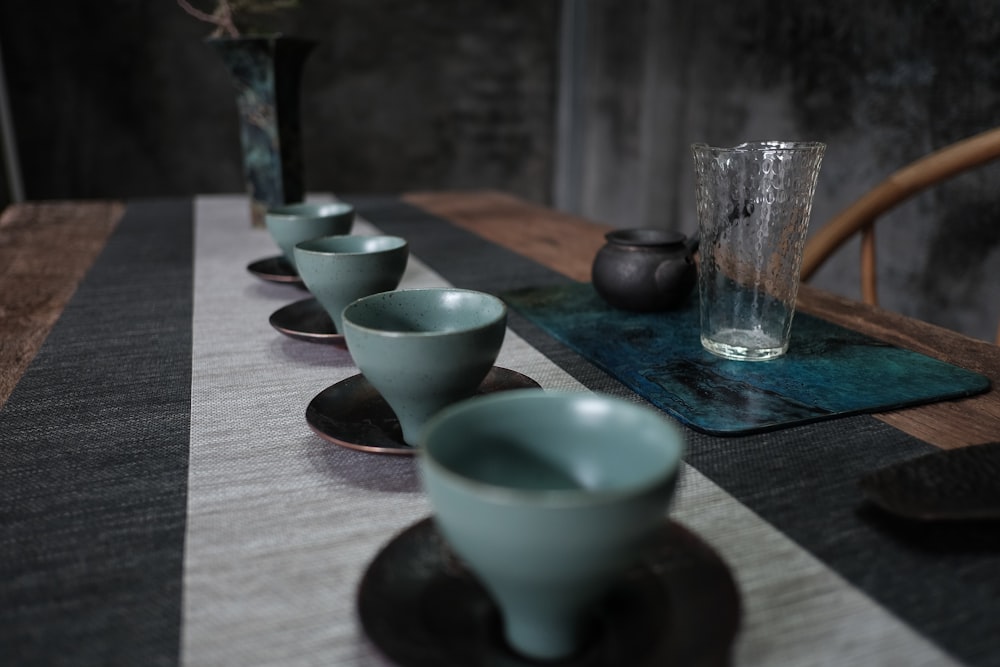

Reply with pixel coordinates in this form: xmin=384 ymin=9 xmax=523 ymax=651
xmin=2 ymin=195 xmax=996 ymax=666
xmin=0 ymin=199 xmax=193 ymax=665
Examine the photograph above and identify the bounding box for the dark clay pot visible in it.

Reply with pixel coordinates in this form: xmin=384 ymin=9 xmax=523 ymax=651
xmin=592 ymin=229 xmax=698 ymax=312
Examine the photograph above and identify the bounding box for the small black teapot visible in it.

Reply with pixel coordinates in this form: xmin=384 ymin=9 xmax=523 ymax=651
xmin=591 ymin=228 xmax=699 ymax=312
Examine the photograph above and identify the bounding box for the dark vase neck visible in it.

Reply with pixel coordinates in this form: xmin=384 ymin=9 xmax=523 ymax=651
xmin=206 ymin=36 xmax=316 ymax=73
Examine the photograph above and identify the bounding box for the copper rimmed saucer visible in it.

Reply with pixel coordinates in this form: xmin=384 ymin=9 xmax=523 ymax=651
xmin=358 ymin=517 xmax=742 ymax=666
xmin=270 ymin=298 xmax=345 ymax=346
xmin=305 ymin=367 xmax=540 ymax=455
xmin=247 ymin=255 xmax=304 ymax=285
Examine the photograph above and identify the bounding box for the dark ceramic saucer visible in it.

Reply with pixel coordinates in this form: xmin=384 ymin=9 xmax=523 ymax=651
xmin=859 ymin=441 xmax=1000 ymax=521
xmin=247 ymin=255 xmax=304 ymax=285
xmin=305 ymin=367 xmax=540 ymax=455
xmin=270 ymin=298 xmax=345 ymax=346
xmin=358 ymin=517 xmax=741 ymax=667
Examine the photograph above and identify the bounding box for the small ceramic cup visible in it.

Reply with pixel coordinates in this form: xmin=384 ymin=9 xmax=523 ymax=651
xmin=265 ymin=202 xmax=355 ymax=271
xmin=420 ymin=389 xmax=684 ymax=661
xmin=293 ymin=235 xmax=409 ymax=333
xmin=341 ymin=288 xmax=507 ymax=446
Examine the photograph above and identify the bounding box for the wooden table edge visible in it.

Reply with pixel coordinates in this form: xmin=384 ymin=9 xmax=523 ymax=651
xmin=0 ymin=200 xmax=125 ymax=408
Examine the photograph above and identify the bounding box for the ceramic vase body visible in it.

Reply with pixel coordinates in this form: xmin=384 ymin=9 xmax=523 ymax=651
xmin=209 ymin=37 xmax=315 ymax=227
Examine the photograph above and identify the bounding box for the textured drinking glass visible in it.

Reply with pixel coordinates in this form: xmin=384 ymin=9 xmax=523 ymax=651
xmin=692 ymin=141 xmax=825 ymax=361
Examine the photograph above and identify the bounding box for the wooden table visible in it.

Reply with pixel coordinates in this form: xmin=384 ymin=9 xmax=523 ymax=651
xmin=4 ymin=192 xmax=997 ymax=448
xmin=404 ymin=191 xmax=1000 ymax=449
xmin=2 ymin=192 xmax=999 ymax=667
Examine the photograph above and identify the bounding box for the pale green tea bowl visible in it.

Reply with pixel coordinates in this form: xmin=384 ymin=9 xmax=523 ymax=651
xmin=293 ymin=235 xmax=409 ymax=333
xmin=265 ymin=202 xmax=355 ymax=270
xmin=341 ymin=288 xmax=507 ymax=446
xmin=419 ymin=389 xmax=684 ymax=661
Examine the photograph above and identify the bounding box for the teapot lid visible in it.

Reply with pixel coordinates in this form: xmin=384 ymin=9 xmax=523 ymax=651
xmin=605 ymin=228 xmax=687 ymax=247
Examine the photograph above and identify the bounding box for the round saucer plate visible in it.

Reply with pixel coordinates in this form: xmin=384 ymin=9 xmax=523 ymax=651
xmin=859 ymin=441 xmax=1000 ymax=521
xmin=358 ymin=517 xmax=742 ymax=667
xmin=270 ymin=298 xmax=345 ymax=346
xmin=247 ymin=255 xmax=303 ymax=284
xmin=305 ymin=367 xmax=540 ymax=455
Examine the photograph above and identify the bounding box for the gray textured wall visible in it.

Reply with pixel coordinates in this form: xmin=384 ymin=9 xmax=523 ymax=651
xmin=1 ymin=1 xmax=998 ymax=341
xmin=0 ymin=0 xmax=558 ymax=202
xmin=568 ymin=0 xmax=1000 ymax=342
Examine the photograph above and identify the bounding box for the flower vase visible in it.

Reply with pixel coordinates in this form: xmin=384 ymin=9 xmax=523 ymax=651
xmin=208 ymin=36 xmax=315 ymax=227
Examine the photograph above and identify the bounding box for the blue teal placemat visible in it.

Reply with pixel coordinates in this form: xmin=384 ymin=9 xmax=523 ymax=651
xmin=503 ymin=282 xmax=991 ymax=435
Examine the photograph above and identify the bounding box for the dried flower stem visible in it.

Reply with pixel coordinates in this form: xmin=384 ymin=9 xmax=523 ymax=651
xmin=177 ymin=0 xmax=240 ymax=38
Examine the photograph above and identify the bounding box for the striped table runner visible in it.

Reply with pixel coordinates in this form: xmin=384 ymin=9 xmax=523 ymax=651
xmin=2 ymin=194 xmax=995 ymax=666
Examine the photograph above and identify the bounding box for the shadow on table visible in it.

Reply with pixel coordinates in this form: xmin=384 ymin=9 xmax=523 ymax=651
xmin=245 ymin=280 xmax=307 ymax=301
xmin=303 ymin=434 xmax=421 ymax=494
xmin=269 ymin=335 xmax=352 ymax=368
xmin=857 ymin=505 xmax=1000 ymax=554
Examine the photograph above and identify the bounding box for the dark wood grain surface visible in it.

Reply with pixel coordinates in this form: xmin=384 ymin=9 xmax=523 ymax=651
xmin=0 ymin=201 xmax=124 ymax=407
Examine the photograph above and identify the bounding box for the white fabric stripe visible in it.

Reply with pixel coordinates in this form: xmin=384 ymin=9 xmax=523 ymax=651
xmin=183 ymin=194 xmax=958 ymax=666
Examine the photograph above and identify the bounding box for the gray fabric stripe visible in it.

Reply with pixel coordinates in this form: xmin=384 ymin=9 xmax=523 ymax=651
xmin=183 ymin=194 xmax=958 ymax=666
xmin=0 ymin=199 xmax=192 ymax=666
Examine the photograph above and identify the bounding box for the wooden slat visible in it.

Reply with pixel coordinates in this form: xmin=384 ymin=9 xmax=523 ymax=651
xmin=860 ymin=224 xmax=878 ymax=305
xmin=404 ymin=190 xmax=611 ymax=282
xmin=407 ymin=190 xmax=1000 ymax=450
xmin=795 ymin=286 xmax=1000 ymax=449
xmin=0 ymin=201 xmax=124 ymax=408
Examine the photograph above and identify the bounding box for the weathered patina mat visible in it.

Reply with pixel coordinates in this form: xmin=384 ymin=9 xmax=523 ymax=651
xmin=503 ymin=282 xmax=991 ymax=435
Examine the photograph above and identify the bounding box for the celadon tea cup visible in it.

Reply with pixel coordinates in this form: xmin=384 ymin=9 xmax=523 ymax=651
xmin=293 ymin=235 xmax=409 ymax=333
xmin=341 ymin=288 xmax=507 ymax=446
xmin=420 ymin=389 xmax=684 ymax=662
xmin=265 ymin=202 xmax=355 ymax=270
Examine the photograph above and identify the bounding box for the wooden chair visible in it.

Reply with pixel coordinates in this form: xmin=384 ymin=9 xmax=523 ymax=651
xmin=800 ymin=126 xmax=1000 ymax=344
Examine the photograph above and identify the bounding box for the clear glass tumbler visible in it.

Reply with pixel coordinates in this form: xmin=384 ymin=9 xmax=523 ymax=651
xmin=692 ymin=141 xmax=825 ymax=361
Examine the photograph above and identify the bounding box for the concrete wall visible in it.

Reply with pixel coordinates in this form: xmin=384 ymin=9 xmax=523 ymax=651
xmin=1 ymin=1 xmax=998 ymax=341
xmin=566 ymin=0 xmax=1000 ymax=342
xmin=0 ymin=1 xmax=558 ymax=203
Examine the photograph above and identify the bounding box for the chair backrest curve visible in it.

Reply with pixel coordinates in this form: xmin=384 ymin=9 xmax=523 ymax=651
xmin=800 ymin=126 xmax=1000 ymax=345
xmin=801 ymin=126 xmax=1000 ymax=281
